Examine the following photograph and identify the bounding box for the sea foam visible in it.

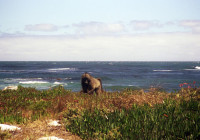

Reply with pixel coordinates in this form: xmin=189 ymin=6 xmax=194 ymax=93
xmin=19 ymin=81 xmax=49 ymax=84
xmin=195 ymin=66 xmax=200 ymax=69
xmin=153 ymin=70 xmax=173 ymax=72
xmin=185 ymin=66 xmax=200 ymax=71
xmin=53 ymin=82 xmax=63 ymax=85
xmin=48 ymin=68 xmax=77 ymax=72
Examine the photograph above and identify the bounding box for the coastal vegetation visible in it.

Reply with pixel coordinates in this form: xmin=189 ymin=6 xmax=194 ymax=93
xmin=0 ymin=85 xmax=200 ymax=139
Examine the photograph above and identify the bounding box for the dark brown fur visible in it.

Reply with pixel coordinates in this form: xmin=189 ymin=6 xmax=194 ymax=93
xmin=81 ymin=73 xmax=103 ymax=95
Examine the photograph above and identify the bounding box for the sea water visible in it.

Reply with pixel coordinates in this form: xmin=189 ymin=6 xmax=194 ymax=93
xmin=0 ymin=61 xmax=200 ymax=92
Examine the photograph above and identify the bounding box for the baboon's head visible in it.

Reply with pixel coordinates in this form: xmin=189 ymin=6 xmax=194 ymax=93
xmin=81 ymin=73 xmax=91 ymax=85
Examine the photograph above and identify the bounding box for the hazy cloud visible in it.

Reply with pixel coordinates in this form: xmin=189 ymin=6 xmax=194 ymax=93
xmin=1 ymin=19 xmax=200 ymax=61
xmin=130 ymin=20 xmax=162 ymax=30
xmin=0 ymin=32 xmax=199 ymax=61
xmin=179 ymin=20 xmax=200 ymax=33
xmin=25 ymin=24 xmax=58 ymax=32
xmin=10 ymin=20 xmax=199 ymax=36
xmin=73 ymin=22 xmax=125 ymax=35
xmin=180 ymin=20 xmax=200 ymax=27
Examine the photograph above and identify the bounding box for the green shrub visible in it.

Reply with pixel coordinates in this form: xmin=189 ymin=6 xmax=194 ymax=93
xmin=65 ymin=99 xmax=200 ymax=140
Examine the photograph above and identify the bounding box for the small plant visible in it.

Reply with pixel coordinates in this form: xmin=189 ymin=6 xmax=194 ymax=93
xmin=179 ymin=81 xmax=200 ymax=100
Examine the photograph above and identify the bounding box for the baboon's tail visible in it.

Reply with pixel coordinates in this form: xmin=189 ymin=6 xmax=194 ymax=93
xmin=97 ymin=78 xmax=104 ymax=92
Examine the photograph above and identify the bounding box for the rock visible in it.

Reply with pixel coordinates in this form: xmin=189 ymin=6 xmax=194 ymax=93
xmin=0 ymin=124 xmax=21 ymax=131
xmin=48 ymin=120 xmax=61 ymax=126
xmin=3 ymin=86 xmax=18 ymax=91
xmin=37 ymin=136 xmax=64 ymax=140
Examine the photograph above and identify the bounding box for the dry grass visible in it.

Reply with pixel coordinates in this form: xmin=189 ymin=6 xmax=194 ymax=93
xmin=110 ymin=90 xmax=168 ymax=109
xmin=9 ymin=118 xmax=81 ymax=140
xmin=58 ymin=89 xmax=170 ymax=112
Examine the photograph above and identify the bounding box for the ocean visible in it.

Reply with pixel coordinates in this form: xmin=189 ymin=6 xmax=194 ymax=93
xmin=0 ymin=61 xmax=200 ymax=92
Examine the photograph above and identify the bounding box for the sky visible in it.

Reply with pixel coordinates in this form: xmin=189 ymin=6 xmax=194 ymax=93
xmin=0 ymin=0 xmax=200 ymax=61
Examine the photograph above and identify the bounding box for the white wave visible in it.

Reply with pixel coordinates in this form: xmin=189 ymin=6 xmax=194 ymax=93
xmin=195 ymin=66 xmax=200 ymax=69
xmin=48 ymin=68 xmax=77 ymax=72
xmin=64 ymin=77 xmax=72 ymax=80
xmin=19 ymin=81 xmax=49 ymax=84
xmin=48 ymin=68 xmax=70 ymax=71
xmin=128 ymin=85 xmax=134 ymax=86
xmin=185 ymin=66 xmax=200 ymax=71
xmin=153 ymin=70 xmax=173 ymax=72
xmin=35 ymin=78 xmax=43 ymax=80
xmin=184 ymin=69 xmax=196 ymax=71
xmin=5 ymin=78 xmax=43 ymax=81
xmin=53 ymin=82 xmax=62 ymax=85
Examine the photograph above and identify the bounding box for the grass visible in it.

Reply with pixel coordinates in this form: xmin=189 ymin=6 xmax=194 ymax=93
xmin=0 ymin=85 xmax=200 ymax=139
xmin=0 ymin=85 xmax=70 ymax=124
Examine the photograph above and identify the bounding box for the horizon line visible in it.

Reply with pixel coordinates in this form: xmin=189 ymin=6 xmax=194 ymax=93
xmin=0 ymin=60 xmax=199 ymax=62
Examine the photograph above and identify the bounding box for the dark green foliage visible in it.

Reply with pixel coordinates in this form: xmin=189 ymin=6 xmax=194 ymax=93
xmin=65 ymin=99 xmax=200 ymax=140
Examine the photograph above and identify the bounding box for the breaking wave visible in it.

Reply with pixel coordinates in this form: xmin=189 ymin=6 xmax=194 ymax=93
xmin=48 ymin=68 xmax=77 ymax=72
xmin=19 ymin=81 xmax=49 ymax=84
xmin=184 ymin=66 xmax=200 ymax=71
xmin=53 ymin=82 xmax=65 ymax=85
xmin=195 ymin=66 xmax=200 ymax=69
xmin=153 ymin=70 xmax=173 ymax=72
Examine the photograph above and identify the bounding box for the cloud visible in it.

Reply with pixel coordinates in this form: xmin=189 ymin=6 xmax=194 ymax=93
xmin=0 ymin=32 xmax=199 ymax=61
xmin=73 ymin=22 xmax=125 ymax=35
xmin=180 ymin=20 xmax=200 ymax=27
xmin=25 ymin=24 xmax=58 ymax=32
xmin=179 ymin=20 xmax=200 ymax=33
xmin=11 ymin=20 xmax=198 ymax=36
xmin=1 ymin=20 xmax=200 ymax=61
xmin=130 ymin=20 xmax=162 ymax=30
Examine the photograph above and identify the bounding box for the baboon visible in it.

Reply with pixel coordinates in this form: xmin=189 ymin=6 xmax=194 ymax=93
xmin=81 ymin=72 xmax=103 ymax=95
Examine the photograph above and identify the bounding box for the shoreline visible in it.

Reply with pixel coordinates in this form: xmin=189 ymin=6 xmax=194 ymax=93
xmin=1 ymin=84 xmax=179 ymax=93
